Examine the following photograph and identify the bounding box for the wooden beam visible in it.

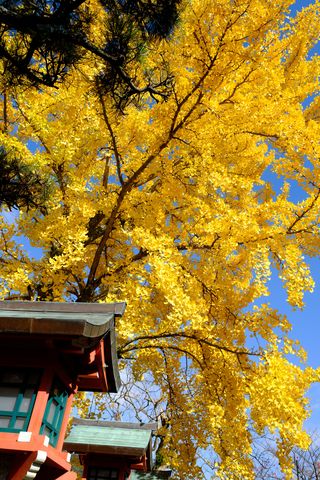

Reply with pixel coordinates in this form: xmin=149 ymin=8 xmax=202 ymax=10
xmin=55 ymin=472 xmax=78 ymax=479
xmin=8 ymin=451 xmax=38 ymax=480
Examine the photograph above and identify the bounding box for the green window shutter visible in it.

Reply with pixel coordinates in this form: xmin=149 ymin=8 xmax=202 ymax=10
xmin=40 ymin=379 xmax=68 ymax=447
xmin=0 ymin=370 xmax=41 ymax=433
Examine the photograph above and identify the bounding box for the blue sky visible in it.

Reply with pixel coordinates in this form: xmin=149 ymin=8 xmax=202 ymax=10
xmin=265 ymin=0 xmax=320 ymax=431
xmin=264 ymin=258 xmax=320 ymax=430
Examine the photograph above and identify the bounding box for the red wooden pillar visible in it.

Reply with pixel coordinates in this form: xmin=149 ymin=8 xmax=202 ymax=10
xmin=28 ymin=368 xmax=53 ymax=433
xmin=8 ymin=451 xmax=38 ymax=480
xmin=56 ymin=473 xmax=78 ymax=479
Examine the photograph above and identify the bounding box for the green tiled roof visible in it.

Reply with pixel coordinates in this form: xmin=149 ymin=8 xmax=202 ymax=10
xmin=64 ymin=424 xmax=152 ymax=455
xmin=0 ymin=301 xmax=125 ymax=338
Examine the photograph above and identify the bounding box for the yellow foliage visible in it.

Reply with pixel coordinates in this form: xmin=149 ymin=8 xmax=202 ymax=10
xmin=0 ymin=0 xmax=319 ymax=477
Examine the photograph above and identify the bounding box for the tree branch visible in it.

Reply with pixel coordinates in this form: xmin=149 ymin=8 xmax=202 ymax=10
xmin=119 ymin=331 xmax=261 ymax=357
xmin=98 ymin=92 xmax=124 ymax=186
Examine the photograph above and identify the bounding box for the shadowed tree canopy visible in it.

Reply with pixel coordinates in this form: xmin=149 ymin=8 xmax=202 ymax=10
xmin=0 ymin=145 xmax=51 ymax=210
xmin=0 ymin=0 xmax=320 ymax=478
xmin=0 ymin=0 xmax=181 ymax=109
xmin=0 ymin=0 xmax=181 ymax=210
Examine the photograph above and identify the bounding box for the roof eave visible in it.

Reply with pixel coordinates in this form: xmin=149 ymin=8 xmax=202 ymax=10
xmin=63 ymin=442 xmax=146 ymax=457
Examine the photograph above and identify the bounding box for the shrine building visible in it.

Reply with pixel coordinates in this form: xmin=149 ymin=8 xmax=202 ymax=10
xmin=0 ymin=301 xmax=125 ymax=480
xmin=64 ymin=419 xmax=171 ymax=480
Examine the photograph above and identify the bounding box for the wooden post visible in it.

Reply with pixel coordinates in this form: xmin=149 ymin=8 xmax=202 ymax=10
xmin=8 ymin=451 xmax=38 ymax=480
xmin=55 ymin=471 xmax=78 ymax=479
xmin=28 ymin=368 xmax=53 ymax=433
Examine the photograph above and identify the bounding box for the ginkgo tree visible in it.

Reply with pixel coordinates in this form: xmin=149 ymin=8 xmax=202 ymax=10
xmin=0 ymin=0 xmax=320 ymax=478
